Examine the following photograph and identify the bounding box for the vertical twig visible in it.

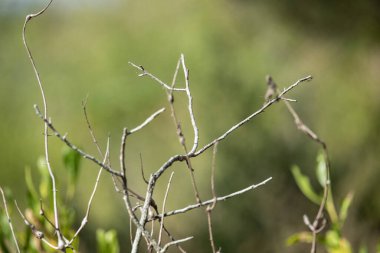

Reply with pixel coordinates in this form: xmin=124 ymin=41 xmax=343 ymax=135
xmin=22 ymin=0 xmax=66 ymax=248
xmin=68 ymin=137 xmax=110 ymax=245
xmin=206 ymin=143 xmax=219 ymax=253
xmin=0 ymin=187 xmax=21 ymax=253
xmin=180 ymin=54 xmax=199 ymax=154
xmin=266 ymin=76 xmax=330 ymax=253
xmin=158 ymin=172 xmax=175 ymax=245
xmin=82 ymin=96 xmax=103 ymax=157
xmin=167 ymin=55 xmax=202 ymax=204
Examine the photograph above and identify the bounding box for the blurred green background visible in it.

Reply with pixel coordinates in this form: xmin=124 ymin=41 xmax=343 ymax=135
xmin=1 ymin=0 xmax=379 ymax=252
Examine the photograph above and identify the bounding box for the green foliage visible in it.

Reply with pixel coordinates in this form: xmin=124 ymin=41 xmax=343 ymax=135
xmin=0 ymin=201 xmax=12 ymax=253
xmin=62 ymin=146 xmax=82 ymax=198
xmin=0 ymin=153 xmax=119 ymax=252
xmin=291 ymin=165 xmax=321 ymax=205
xmin=96 ymin=229 xmax=120 ymax=253
xmin=288 ymin=151 xmax=354 ymax=253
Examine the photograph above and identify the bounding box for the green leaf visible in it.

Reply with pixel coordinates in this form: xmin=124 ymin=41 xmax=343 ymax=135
xmin=359 ymin=245 xmax=368 ymax=253
xmin=0 ymin=211 xmax=11 ymax=240
xmin=25 ymin=167 xmax=40 ymax=212
xmin=62 ymin=146 xmax=82 ymax=198
xmin=291 ymin=165 xmax=321 ymax=204
xmin=97 ymin=229 xmax=119 ymax=253
xmin=286 ymin=232 xmax=313 ymax=246
xmin=339 ymin=192 xmax=354 ymax=225
xmin=316 ymin=152 xmax=327 ymax=187
xmin=37 ymin=157 xmax=52 ymax=199
xmin=325 ymin=230 xmax=340 ymax=248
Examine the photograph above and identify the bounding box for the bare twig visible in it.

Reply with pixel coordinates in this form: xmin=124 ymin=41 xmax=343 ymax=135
xmin=129 ymin=108 xmax=166 ymax=135
xmin=166 ymin=55 xmax=202 ymax=203
xmin=34 ymin=105 xmax=123 ymax=178
xmin=152 ymin=177 xmax=272 ymax=220
xmin=129 ymin=62 xmax=186 ymax=92
xmin=82 ymin=95 xmax=103 ymax=157
xmin=160 ymin=236 xmax=193 ymax=253
xmin=39 ymin=199 xmax=55 ymax=229
xmin=161 ymin=225 xmax=187 ymax=253
xmin=0 ymin=187 xmax=21 ymax=253
xmin=193 ymin=75 xmax=313 ymax=157
xmin=120 ymin=128 xmax=128 ymax=177
xmin=266 ymin=76 xmax=330 ymax=253
xmin=158 ymin=172 xmax=175 ymax=246
xmin=15 ymin=201 xmax=58 ymax=249
xmin=139 ymin=153 xmax=149 ymax=185
xmin=206 ymin=143 xmax=219 ymax=253
xmin=22 ymin=0 xmax=65 ymax=246
xmin=180 ymin=54 xmax=199 ymax=155
xmin=68 ymin=137 xmax=110 ymax=245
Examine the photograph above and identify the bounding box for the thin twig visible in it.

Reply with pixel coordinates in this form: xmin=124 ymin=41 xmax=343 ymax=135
xmin=160 ymin=236 xmax=193 ymax=253
xmin=167 ymin=55 xmax=202 ymax=203
xmin=266 ymin=76 xmax=330 ymax=253
xmin=68 ymin=137 xmax=110 ymax=245
xmin=82 ymin=95 xmax=103 ymax=157
xmin=158 ymin=172 xmax=175 ymax=246
xmin=180 ymin=54 xmax=199 ymax=154
xmin=206 ymin=143 xmax=219 ymax=253
xmin=192 ymin=75 xmax=313 ymax=157
xmin=120 ymin=128 xmax=128 ymax=177
xmin=39 ymin=199 xmax=55 ymax=229
xmin=151 ymin=177 xmax=272 ymax=221
xmin=34 ymin=105 xmax=123 ymax=178
xmin=139 ymin=153 xmax=149 ymax=185
xmin=22 ymin=0 xmax=65 ymax=246
xmin=129 ymin=108 xmax=166 ymax=135
xmin=129 ymin=62 xmax=186 ymax=92
xmin=0 ymin=187 xmax=21 ymax=253
xmin=161 ymin=225 xmax=187 ymax=253
xmin=15 ymin=201 xmax=58 ymax=249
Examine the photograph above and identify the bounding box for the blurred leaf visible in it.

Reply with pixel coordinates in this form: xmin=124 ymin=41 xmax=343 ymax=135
xmin=325 ymin=231 xmax=352 ymax=253
xmin=0 ymin=211 xmax=11 ymax=239
xmin=359 ymin=245 xmax=368 ymax=253
xmin=286 ymin=231 xmax=313 ymax=246
xmin=339 ymin=192 xmax=354 ymax=225
xmin=291 ymin=165 xmax=321 ymax=204
xmin=325 ymin=230 xmax=340 ymax=248
xmin=326 ymin=196 xmax=339 ymax=227
xmin=0 ymin=219 xmax=11 ymax=253
xmin=62 ymin=146 xmax=82 ymax=198
xmin=25 ymin=167 xmax=40 ymax=212
xmin=37 ymin=156 xmax=52 ymax=199
xmin=96 ymin=229 xmax=119 ymax=253
xmin=316 ymin=152 xmax=327 ymax=187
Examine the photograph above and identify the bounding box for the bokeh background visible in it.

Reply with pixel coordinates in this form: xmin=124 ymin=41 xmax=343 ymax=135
xmin=1 ymin=0 xmax=379 ymax=252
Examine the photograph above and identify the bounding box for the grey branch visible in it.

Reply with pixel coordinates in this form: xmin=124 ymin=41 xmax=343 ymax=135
xmin=0 ymin=187 xmax=21 ymax=253
xmin=68 ymin=138 xmax=110 ymax=245
xmin=34 ymin=104 xmax=123 ymax=178
xmin=129 ymin=107 xmax=166 ymax=134
xmin=129 ymin=62 xmax=186 ymax=92
xmin=151 ymin=177 xmax=272 ymax=220
xmin=180 ymin=54 xmax=199 ymax=154
xmin=160 ymin=236 xmax=193 ymax=253
xmin=192 ymin=75 xmax=312 ymax=157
